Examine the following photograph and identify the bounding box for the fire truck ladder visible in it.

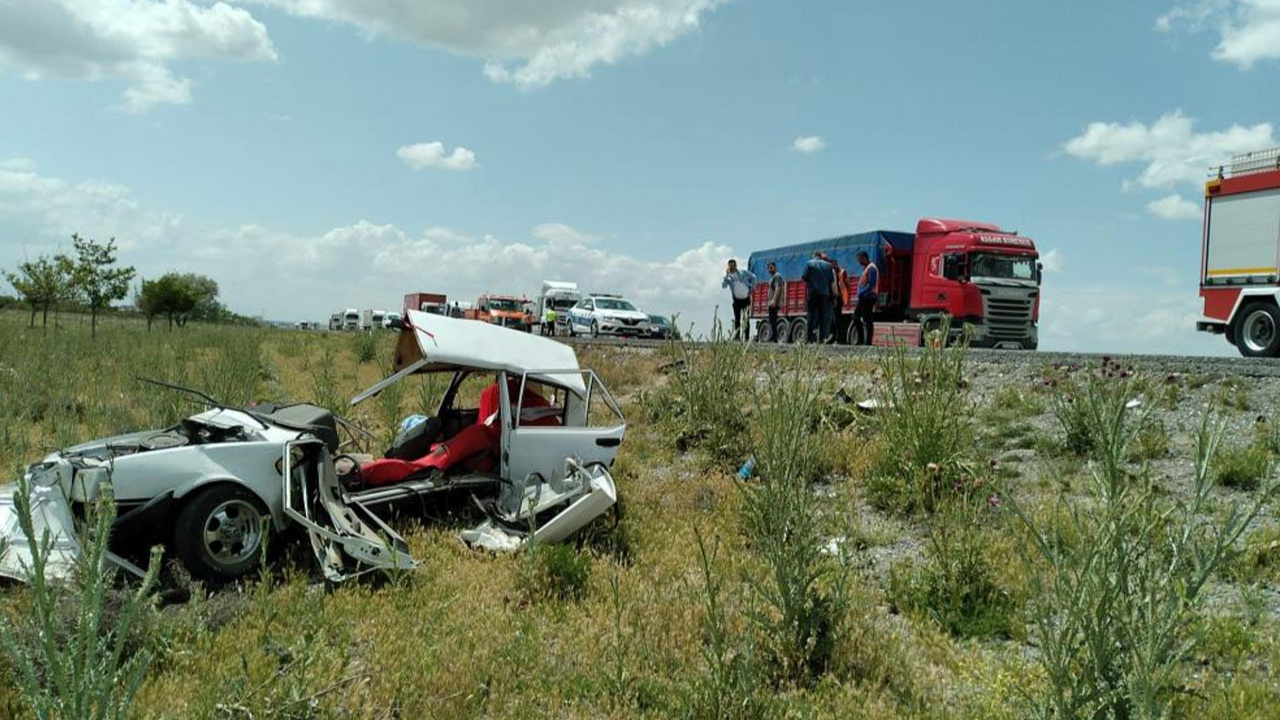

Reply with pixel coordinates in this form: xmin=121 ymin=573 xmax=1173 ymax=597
xmin=1218 ymin=146 xmax=1280 ymax=178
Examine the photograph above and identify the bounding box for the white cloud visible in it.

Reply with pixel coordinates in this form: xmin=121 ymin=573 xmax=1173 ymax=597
xmin=396 ymin=142 xmax=478 ymax=171
xmin=1138 ymin=265 xmax=1182 ymax=287
xmin=1039 ymin=286 xmax=1230 ymax=356
xmin=250 ymin=0 xmax=726 ymax=89
xmin=1040 ymin=248 xmax=1065 ymax=274
xmin=0 ymin=0 xmax=277 ymax=112
xmin=1146 ymin=193 xmax=1203 ymax=221
xmin=1158 ymin=0 xmax=1280 ymax=69
xmin=793 ymin=135 xmax=825 ymax=154
xmin=1063 ymin=111 xmax=1274 ymax=190
xmin=0 ymin=157 xmax=732 ymax=333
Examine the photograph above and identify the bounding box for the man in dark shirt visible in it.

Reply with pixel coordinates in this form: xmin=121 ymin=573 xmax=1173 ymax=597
xmin=853 ymin=251 xmax=879 ymax=346
xmin=800 ymin=252 xmax=834 ymax=343
xmin=766 ymin=261 xmax=784 ymax=342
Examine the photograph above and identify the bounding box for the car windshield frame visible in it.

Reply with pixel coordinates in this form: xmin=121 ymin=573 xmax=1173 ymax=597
xmin=595 ymin=298 xmax=637 ymax=312
xmin=969 ymin=252 xmax=1037 ymax=281
xmin=488 ymin=299 xmax=521 ymax=311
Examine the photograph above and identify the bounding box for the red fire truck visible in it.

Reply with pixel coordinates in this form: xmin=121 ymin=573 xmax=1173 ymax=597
xmin=1197 ymin=147 xmax=1280 ymax=357
xmin=747 ymin=218 xmax=1042 ymax=348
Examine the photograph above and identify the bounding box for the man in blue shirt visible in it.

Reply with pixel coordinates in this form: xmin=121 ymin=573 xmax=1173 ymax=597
xmin=800 ymin=251 xmax=835 ymax=343
xmin=853 ymin=251 xmax=879 ymax=345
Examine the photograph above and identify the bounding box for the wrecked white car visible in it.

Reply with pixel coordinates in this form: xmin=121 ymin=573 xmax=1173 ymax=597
xmin=0 ymin=311 xmax=625 ymax=584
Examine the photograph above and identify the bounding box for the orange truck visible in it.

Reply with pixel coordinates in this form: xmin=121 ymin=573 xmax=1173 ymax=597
xmin=466 ymin=294 xmax=532 ymax=331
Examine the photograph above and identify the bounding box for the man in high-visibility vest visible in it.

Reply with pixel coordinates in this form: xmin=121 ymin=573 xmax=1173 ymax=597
xmin=853 ymin=251 xmax=878 ymax=346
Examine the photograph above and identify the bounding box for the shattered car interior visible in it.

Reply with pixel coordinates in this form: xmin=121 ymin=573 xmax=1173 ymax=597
xmin=1 ymin=311 xmax=626 ymax=584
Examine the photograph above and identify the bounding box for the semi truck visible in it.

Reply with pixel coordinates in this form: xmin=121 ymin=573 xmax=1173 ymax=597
xmin=404 ymin=292 xmax=448 ymax=315
xmin=536 ymin=281 xmax=581 ymax=335
xmin=465 ymin=294 xmax=531 ymax=331
xmin=361 ymin=309 xmax=388 ymax=331
xmin=342 ymin=308 xmax=360 ymax=332
xmin=1196 ymin=147 xmax=1280 ymax=357
xmin=747 ymin=218 xmax=1041 ymax=348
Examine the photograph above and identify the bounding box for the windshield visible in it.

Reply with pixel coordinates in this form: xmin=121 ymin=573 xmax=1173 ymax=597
xmin=648 ymin=314 xmax=668 ymax=325
xmin=551 ymin=297 xmax=579 ymax=310
xmin=488 ymin=298 xmax=520 ymax=311
xmin=595 ymin=298 xmax=637 ymax=311
xmin=969 ymin=253 xmax=1036 ymax=281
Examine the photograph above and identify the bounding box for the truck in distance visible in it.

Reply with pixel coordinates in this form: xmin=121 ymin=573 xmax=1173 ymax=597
xmin=536 ymin=281 xmax=581 ymax=336
xmin=361 ymin=309 xmax=387 ymax=331
xmin=404 ymin=292 xmax=448 ymax=315
xmin=467 ymin=294 xmax=531 ymax=331
xmin=747 ymin=218 xmax=1041 ymax=348
xmin=329 ymin=313 xmax=342 ymax=331
xmin=1196 ymin=146 xmax=1280 ymax=357
xmin=342 ymin=308 xmax=360 ymax=332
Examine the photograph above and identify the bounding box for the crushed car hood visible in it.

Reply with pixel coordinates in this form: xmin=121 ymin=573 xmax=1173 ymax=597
xmin=0 ymin=483 xmax=80 ymax=582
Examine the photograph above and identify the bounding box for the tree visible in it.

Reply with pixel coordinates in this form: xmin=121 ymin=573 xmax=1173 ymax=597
xmin=3 ymin=254 xmax=74 ymax=328
xmin=68 ymin=234 xmax=135 ymax=337
xmin=136 ymin=272 xmax=220 ymax=330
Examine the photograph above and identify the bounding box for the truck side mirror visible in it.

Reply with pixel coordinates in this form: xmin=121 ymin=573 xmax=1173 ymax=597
xmin=942 ymin=255 xmax=962 ymax=281
xmin=1036 ymin=262 xmax=1044 ymax=285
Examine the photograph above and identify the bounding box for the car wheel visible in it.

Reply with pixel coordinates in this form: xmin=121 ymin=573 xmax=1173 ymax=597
xmin=174 ymin=484 xmax=270 ymax=583
xmin=591 ymin=320 xmax=600 ymax=338
xmin=789 ymin=318 xmax=809 ymax=344
xmin=1236 ymin=303 xmax=1280 ymax=358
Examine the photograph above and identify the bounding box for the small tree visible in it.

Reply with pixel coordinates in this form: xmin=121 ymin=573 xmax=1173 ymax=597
xmin=68 ymin=235 xmax=135 ymax=337
xmin=3 ymin=253 xmax=74 ymax=328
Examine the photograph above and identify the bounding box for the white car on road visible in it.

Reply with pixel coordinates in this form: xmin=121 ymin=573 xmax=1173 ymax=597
xmin=567 ymin=294 xmax=651 ymax=338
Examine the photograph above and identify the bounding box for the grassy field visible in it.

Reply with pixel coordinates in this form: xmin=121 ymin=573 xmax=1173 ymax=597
xmin=2 ymin=309 xmax=1280 ymax=719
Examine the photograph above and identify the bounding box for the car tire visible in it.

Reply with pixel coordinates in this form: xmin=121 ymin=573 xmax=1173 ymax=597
xmin=173 ymin=484 xmax=270 ymax=584
xmin=789 ymin=318 xmax=809 ymax=344
xmin=591 ymin=320 xmax=600 ymax=338
xmin=1236 ymin=303 xmax=1280 ymax=358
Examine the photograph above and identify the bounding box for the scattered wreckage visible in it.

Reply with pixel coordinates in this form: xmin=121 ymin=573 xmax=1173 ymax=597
xmin=0 ymin=311 xmax=626 ymax=584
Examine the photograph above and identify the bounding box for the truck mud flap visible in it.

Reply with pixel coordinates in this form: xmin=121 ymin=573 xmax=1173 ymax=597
xmin=281 ymin=439 xmax=417 ymax=582
xmin=461 ymin=458 xmax=618 ymax=553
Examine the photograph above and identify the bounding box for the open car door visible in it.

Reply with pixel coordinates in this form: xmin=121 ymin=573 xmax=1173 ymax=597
xmin=281 ymin=438 xmax=416 ymax=582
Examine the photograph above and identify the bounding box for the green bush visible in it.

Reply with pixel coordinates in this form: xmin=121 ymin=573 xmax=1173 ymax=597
xmin=644 ymin=327 xmax=750 ymax=466
xmin=351 ymin=330 xmax=378 ymax=364
xmin=868 ymin=324 xmax=973 ymax=514
xmin=520 ymin=543 xmax=592 ymax=602
xmin=1215 ymin=440 xmax=1272 ymax=491
xmin=891 ymin=488 xmax=1019 ymax=639
xmin=0 ymin=473 xmax=162 ymax=720
xmin=1009 ymin=401 xmax=1277 ymax=720
xmin=741 ymin=351 xmax=847 ymax=687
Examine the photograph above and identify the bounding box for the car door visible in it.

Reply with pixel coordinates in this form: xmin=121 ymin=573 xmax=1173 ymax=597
xmin=502 ymin=371 xmax=625 ymax=486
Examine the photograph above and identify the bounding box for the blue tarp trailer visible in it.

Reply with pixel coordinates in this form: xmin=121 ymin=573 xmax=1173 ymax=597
xmin=746 ymin=231 xmax=914 ymax=287
xmin=745 ymin=230 xmax=916 ymax=343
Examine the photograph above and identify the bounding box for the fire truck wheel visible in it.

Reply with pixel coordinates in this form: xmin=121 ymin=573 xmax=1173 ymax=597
xmin=1236 ymin=303 xmax=1280 ymax=358
xmin=789 ymin=318 xmax=809 ymax=344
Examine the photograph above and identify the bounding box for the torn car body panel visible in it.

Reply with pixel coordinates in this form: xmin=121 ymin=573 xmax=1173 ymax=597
xmin=0 ymin=482 xmax=81 ymax=582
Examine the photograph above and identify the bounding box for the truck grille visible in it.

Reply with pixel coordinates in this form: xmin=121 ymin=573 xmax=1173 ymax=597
xmin=981 ymin=292 xmax=1035 ymax=339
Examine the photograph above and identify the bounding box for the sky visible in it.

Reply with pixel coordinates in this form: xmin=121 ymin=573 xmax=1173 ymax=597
xmin=1 ymin=0 xmax=1278 ymax=355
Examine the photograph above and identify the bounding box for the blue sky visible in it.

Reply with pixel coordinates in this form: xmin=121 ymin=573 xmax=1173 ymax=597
xmin=1 ymin=0 xmax=1278 ymax=354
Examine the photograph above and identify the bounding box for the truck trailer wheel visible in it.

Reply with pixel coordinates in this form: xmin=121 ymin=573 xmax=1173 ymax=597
xmin=776 ymin=319 xmax=792 ymax=344
xmin=757 ymin=320 xmax=775 ymax=343
xmin=789 ymin=318 xmax=809 ymax=344
xmin=1236 ymin=303 xmax=1280 ymax=357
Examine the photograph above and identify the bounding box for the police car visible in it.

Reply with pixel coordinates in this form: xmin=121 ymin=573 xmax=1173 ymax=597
xmin=566 ymin=294 xmax=651 ymax=337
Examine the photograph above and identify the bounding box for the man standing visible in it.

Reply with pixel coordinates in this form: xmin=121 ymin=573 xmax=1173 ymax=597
xmin=853 ymin=251 xmax=879 ymax=346
xmin=722 ymin=259 xmax=757 ymax=340
xmin=766 ymin=261 xmax=784 ymax=342
xmin=801 ymin=251 xmax=834 ymax=343
xmin=824 ymin=253 xmax=849 ymax=342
